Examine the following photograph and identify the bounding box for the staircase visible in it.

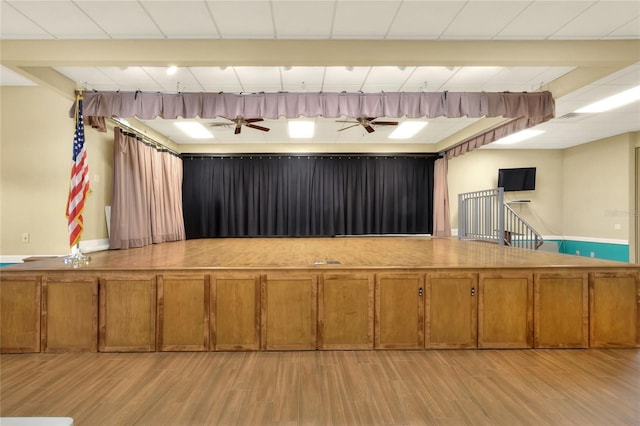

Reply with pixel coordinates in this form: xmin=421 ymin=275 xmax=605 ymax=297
xmin=458 ymin=188 xmax=543 ymax=250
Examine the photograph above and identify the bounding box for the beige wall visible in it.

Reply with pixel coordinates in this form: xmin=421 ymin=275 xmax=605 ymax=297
xmin=1 ymin=86 xmax=113 ymax=256
xmin=447 ymin=149 xmax=564 ymax=236
xmin=562 ymin=133 xmax=633 ymax=241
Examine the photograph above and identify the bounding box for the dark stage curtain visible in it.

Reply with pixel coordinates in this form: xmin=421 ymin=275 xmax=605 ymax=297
xmin=182 ymin=155 xmax=434 ymax=238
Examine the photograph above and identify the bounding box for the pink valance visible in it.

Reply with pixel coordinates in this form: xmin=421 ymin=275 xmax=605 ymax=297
xmin=73 ymin=90 xmax=554 ymax=122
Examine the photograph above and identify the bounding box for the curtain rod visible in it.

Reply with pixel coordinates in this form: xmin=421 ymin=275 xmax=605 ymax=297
xmin=109 ymin=119 xmax=180 ymax=156
xmin=181 ymin=153 xmax=438 ymax=159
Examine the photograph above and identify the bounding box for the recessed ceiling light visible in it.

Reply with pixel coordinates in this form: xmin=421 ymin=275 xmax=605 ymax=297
xmin=174 ymin=121 xmax=213 ymax=139
xmin=492 ymin=129 xmax=545 ymax=145
xmin=575 ymin=85 xmax=640 ymax=113
xmin=167 ymin=65 xmax=178 ymax=75
xmin=288 ymin=121 xmax=315 ymax=138
xmin=389 ymin=121 xmax=427 ymax=139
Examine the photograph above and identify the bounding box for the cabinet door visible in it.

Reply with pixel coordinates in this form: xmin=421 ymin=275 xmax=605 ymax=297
xmin=157 ymin=274 xmax=210 ymax=351
xmin=534 ymin=273 xmax=588 ymax=348
xmin=425 ymin=273 xmax=477 ymax=349
xmin=590 ymin=272 xmax=640 ymax=348
xmin=0 ymin=276 xmax=41 ymax=353
xmin=318 ymin=274 xmax=373 ymax=350
xmin=99 ymin=275 xmax=156 ymax=352
xmin=375 ymin=274 xmax=424 ymax=349
xmin=478 ymin=273 xmax=533 ymax=349
xmin=212 ymin=274 xmax=260 ymax=351
xmin=261 ymin=275 xmax=317 ymax=350
xmin=42 ymin=277 xmax=98 ymax=352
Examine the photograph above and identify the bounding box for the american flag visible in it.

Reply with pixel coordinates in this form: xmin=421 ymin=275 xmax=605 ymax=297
xmin=66 ymin=94 xmax=90 ymax=248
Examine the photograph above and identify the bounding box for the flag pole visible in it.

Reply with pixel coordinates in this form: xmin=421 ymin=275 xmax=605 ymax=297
xmin=64 ymin=90 xmax=91 ymax=268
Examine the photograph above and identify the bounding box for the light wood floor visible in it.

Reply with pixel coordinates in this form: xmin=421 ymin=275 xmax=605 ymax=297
xmin=1 ymin=349 xmax=638 ymax=425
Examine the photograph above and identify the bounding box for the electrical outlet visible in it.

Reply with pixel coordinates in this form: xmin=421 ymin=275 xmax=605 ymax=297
xmin=576 ymin=250 xmax=580 ymax=256
xmin=590 ymin=252 xmax=595 ymax=258
xmin=21 ymin=233 xmax=30 ymax=243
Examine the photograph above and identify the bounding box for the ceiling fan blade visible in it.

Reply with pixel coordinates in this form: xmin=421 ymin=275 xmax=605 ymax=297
xmin=337 ymin=124 xmax=360 ymax=131
xmin=246 ymin=123 xmax=271 ymax=132
xmin=371 ymin=121 xmax=399 ymax=126
xmin=234 ymin=125 xmax=242 ymax=135
xmin=245 ymin=118 xmax=264 ymax=123
xmin=364 ymin=125 xmax=375 ymax=133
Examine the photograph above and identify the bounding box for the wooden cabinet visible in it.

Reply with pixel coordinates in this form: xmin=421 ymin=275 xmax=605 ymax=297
xmin=157 ymin=274 xmax=210 ymax=351
xmin=478 ymin=273 xmax=533 ymax=349
xmin=375 ymin=274 xmax=424 ymax=349
xmin=0 ymin=276 xmax=41 ymax=353
xmin=318 ymin=274 xmax=373 ymax=350
xmin=212 ymin=274 xmax=260 ymax=351
xmin=590 ymin=272 xmax=640 ymax=348
xmin=42 ymin=276 xmax=98 ymax=352
xmin=99 ymin=275 xmax=156 ymax=352
xmin=261 ymin=275 xmax=317 ymax=350
xmin=425 ymin=273 xmax=477 ymax=349
xmin=534 ymin=273 xmax=588 ymax=348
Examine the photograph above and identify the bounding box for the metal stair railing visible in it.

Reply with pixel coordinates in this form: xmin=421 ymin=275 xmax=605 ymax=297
xmin=458 ymin=187 xmax=543 ymax=250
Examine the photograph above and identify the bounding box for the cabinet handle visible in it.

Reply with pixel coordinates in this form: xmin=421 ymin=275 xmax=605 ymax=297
xmin=418 ymin=287 xmax=423 ymax=297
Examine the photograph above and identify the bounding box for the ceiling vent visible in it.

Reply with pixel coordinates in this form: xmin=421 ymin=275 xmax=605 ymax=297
xmin=554 ymin=112 xmax=590 ymax=122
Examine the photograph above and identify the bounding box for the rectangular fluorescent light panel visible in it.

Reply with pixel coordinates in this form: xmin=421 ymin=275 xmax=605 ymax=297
xmin=493 ymin=129 xmax=545 ymax=145
xmin=288 ymin=121 xmax=315 ymax=138
xmin=389 ymin=121 xmax=427 ymax=139
xmin=575 ymin=85 xmax=640 ymax=113
xmin=174 ymin=121 xmax=213 ymax=139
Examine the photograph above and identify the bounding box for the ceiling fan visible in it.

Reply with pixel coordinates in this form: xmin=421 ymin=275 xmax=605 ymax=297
xmin=209 ymin=116 xmax=270 ymax=134
xmin=336 ymin=116 xmax=399 ymax=133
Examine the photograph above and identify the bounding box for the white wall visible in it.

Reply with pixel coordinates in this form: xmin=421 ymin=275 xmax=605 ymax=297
xmin=1 ymin=86 xmax=113 ymax=256
xmin=447 ymin=149 xmax=564 ymax=236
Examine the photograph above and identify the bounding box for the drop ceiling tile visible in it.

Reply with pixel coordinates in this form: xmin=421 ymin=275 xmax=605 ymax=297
xmin=332 ymin=1 xmax=401 ymax=38
xmin=496 ymin=1 xmax=593 ymax=39
xmin=233 ymin=66 xmax=282 ymax=92
xmin=361 ymin=66 xmax=414 ymax=92
xmin=552 ymin=1 xmax=640 ymax=38
xmin=206 ymin=1 xmax=274 ymax=38
xmin=401 ymin=67 xmax=460 ymax=91
xmin=281 ymin=67 xmax=325 ymax=92
xmin=140 ymin=1 xmax=219 ymax=38
xmin=322 ymin=66 xmax=370 ymax=90
xmin=0 ymin=66 xmax=37 ymax=86
xmin=386 ymin=1 xmax=465 ymax=39
xmin=97 ymin=67 xmax=163 ymax=91
xmin=189 ymin=67 xmax=242 ymax=92
xmin=607 ymin=16 xmax=640 ymax=39
xmin=55 ymin=66 xmax=118 ymax=90
xmin=0 ymin=2 xmax=54 ymax=38
xmin=441 ymin=1 xmax=530 ymax=39
xmin=75 ymin=1 xmax=163 ymax=38
xmin=271 ymin=1 xmax=334 ymax=38
xmin=441 ymin=66 xmax=505 ymax=90
xmin=141 ymin=67 xmax=205 ymax=92
xmin=8 ymin=1 xmax=108 ymax=38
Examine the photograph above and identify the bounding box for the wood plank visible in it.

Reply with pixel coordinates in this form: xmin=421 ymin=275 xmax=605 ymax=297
xmin=425 ymin=273 xmax=477 ymax=349
xmin=99 ymin=276 xmax=156 ymax=352
xmin=1 ymin=350 xmax=639 ymax=425
xmin=0 ymin=276 xmax=41 ymax=353
xmin=157 ymin=274 xmax=210 ymax=351
xmin=261 ymin=275 xmax=317 ymax=350
xmin=375 ymin=274 xmax=424 ymax=349
xmin=478 ymin=272 xmax=533 ymax=349
xmin=42 ymin=277 xmax=98 ymax=352
xmin=590 ymin=272 xmax=640 ymax=348
xmin=212 ymin=274 xmax=260 ymax=351
xmin=318 ymin=274 xmax=373 ymax=350
xmin=534 ymin=273 xmax=588 ymax=348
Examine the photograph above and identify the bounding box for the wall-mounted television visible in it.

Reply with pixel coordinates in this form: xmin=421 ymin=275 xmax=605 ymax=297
xmin=497 ymin=167 xmax=536 ymax=192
